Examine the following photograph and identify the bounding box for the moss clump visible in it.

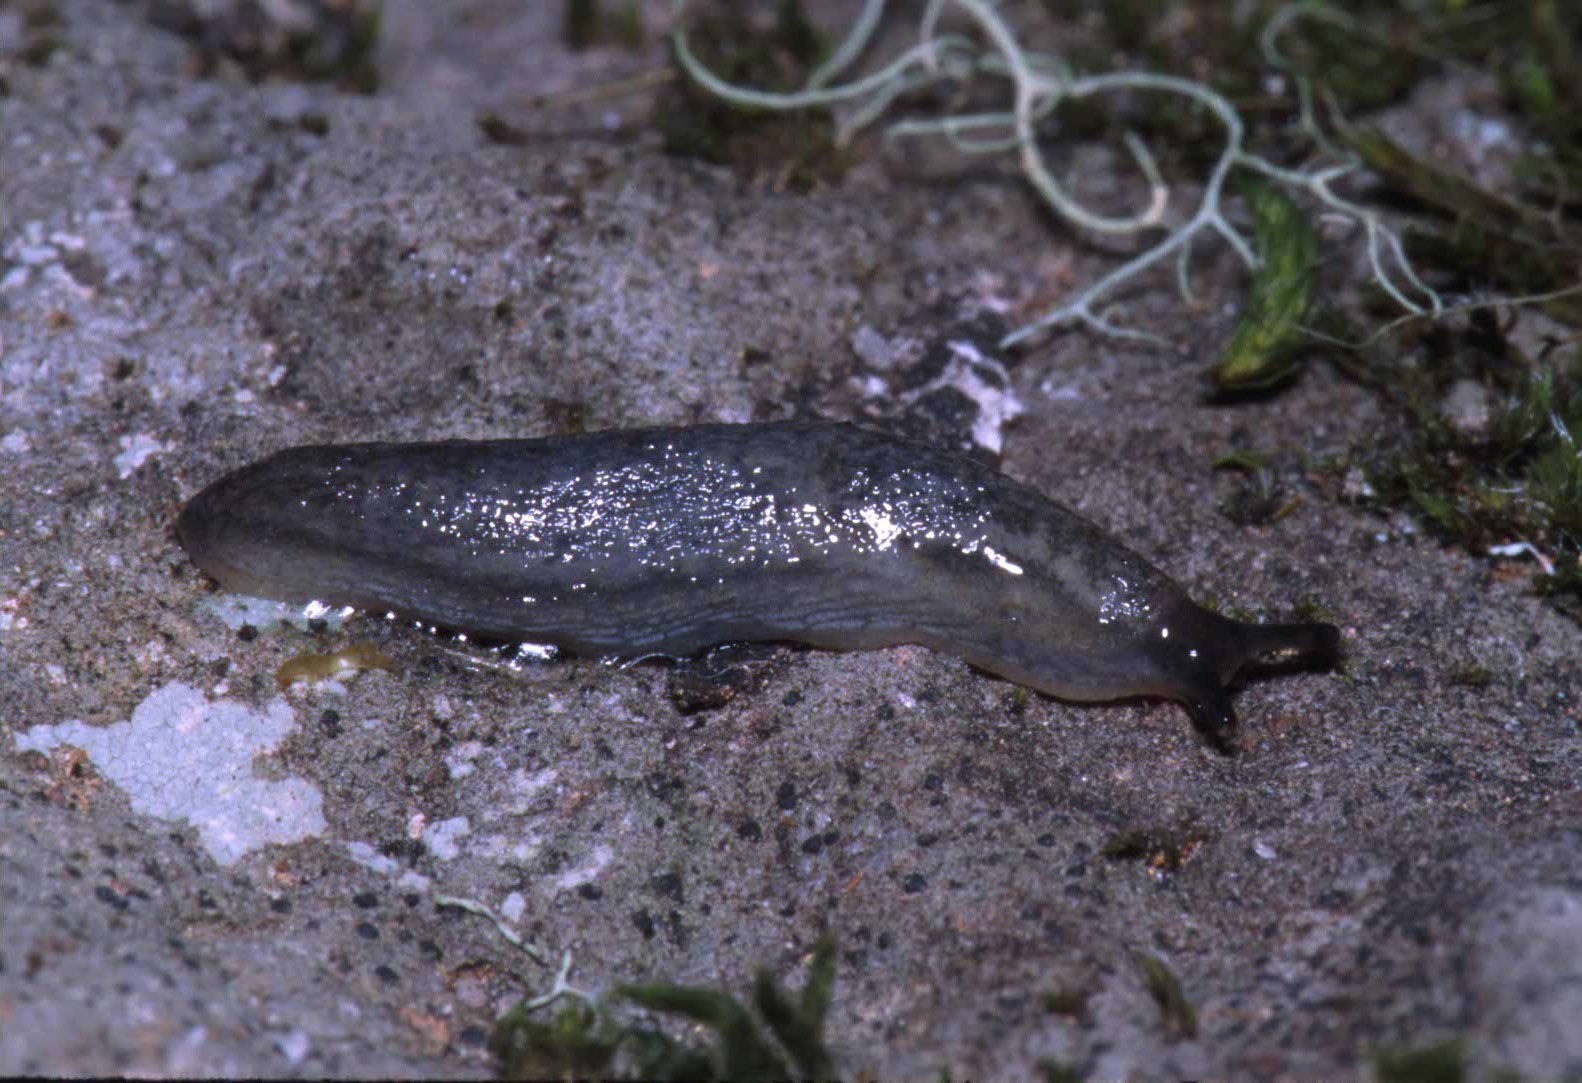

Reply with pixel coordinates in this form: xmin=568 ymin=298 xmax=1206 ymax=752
xmin=1355 ymin=325 xmax=1582 ymax=621
xmin=564 ymin=0 xmax=646 ymax=51
xmin=658 ymin=1 xmax=847 ymax=190
xmin=493 ymin=937 xmax=838 ymax=1081
xmin=148 ymin=0 xmax=382 ymax=90
xmin=1371 ymin=1037 xmax=1467 ymax=1083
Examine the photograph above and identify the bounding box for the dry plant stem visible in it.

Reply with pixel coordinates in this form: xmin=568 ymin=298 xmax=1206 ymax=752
xmin=519 ymin=951 xmax=588 ymax=1014
xmin=806 ymin=0 xmax=885 ymax=89
xmin=668 ymin=0 xmax=1447 ymax=347
xmin=524 ymin=68 xmax=675 ymax=111
xmin=1304 ymin=282 xmax=1582 ymax=351
xmin=434 ymin=894 xmax=594 ymax=1012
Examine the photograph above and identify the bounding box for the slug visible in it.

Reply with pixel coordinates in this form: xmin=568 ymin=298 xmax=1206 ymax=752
xmin=177 ymin=422 xmax=1338 ymax=749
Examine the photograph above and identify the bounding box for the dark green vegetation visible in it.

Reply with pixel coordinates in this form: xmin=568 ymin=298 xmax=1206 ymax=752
xmin=144 ymin=0 xmax=382 ymax=89
xmin=1345 ymin=124 xmax=1582 ymax=327
xmin=1069 ymin=0 xmax=1582 ymax=619
xmin=1209 ymin=178 xmax=1319 ymax=391
xmin=1353 ymin=327 xmax=1582 ymax=619
xmin=656 ymin=2 xmax=849 ymax=189
xmin=562 ymin=0 xmax=646 ymax=52
xmin=1371 ymin=1037 xmax=1469 ymax=1083
xmin=1135 ymin=952 xmax=1198 ymax=1042
xmin=492 ymin=938 xmax=837 ymax=1081
xmin=1101 ymin=824 xmax=1207 ymax=876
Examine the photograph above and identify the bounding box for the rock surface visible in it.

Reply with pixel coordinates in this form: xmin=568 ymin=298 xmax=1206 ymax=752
xmin=1 ymin=2 xmax=1577 ymax=1078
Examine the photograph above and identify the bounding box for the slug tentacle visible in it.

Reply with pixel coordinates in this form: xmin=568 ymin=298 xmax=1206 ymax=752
xmin=177 ymin=422 xmax=1340 ymax=750
xmin=1240 ymin=620 xmax=1342 ymax=668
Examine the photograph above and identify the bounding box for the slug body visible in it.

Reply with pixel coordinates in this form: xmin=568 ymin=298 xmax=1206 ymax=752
xmin=178 ymin=422 xmax=1337 ymax=745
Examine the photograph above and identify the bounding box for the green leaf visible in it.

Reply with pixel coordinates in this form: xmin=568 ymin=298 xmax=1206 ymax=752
xmin=1209 ymin=178 xmax=1318 ymax=391
xmin=752 ymin=937 xmax=837 ymax=1078
xmin=1136 ymin=951 xmax=1198 ymax=1041
xmin=616 ymin=982 xmax=787 ymax=1079
xmin=491 ymin=998 xmax=619 ymax=1081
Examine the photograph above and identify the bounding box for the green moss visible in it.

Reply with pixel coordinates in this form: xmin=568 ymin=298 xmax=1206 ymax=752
xmin=565 ymin=0 xmax=600 ymax=50
xmin=1291 ymin=592 xmax=1338 ymax=628
xmin=491 ymin=998 xmax=621 ymax=1079
xmin=477 ymin=112 xmax=529 ymax=147
xmin=21 ymin=0 xmax=62 ymax=30
xmin=659 ymin=1 xmax=847 ymax=189
xmin=1349 ymin=308 xmax=1582 ymax=623
xmin=1213 ymin=450 xmax=1273 ymax=472
xmin=1372 ymin=1037 xmax=1466 ymax=1083
xmin=1079 ymin=0 xmax=1172 ymax=53
xmin=1536 ymin=553 xmax=1582 ymax=621
xmin=1508 ymin=2 xmax=1582 ymax=144
xmin=1067 ymin=3 xmax=1437 ymax=161
xmin=153 ymin=0 xmax=382 ymax=89
xmin=1043 ymin=986 xmax=1089 ymax=1019
xmin=564 ymin=0 xmax=645 ymax=51
xmin=19 ymin=33 xmax=62 ymax=67
xmin=1276 ymin=8 xmax=1426 ymax=113
xmin=277 ymin=0 xmax=382 ymax=91
xmin=615 ymin=1 xmax=647 ymax=50
xmin=1214 ymin=448 xmax=1303 ymax=526
xmin=1039 ymin=1059 xmax=1086 ymax=1083
xmin=1344 ymin=125 xmax=1582 ymax=326
xmin=493 ymin=937 xmax=838 ymax=1081
xmin=1510 ymin=52 xmax=1560 ymax=118
xmin=1528 ymin=423 xmax=1582 ymax=538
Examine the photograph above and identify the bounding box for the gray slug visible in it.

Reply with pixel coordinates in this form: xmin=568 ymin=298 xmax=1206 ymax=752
xmin=177 ymin=421 xmax=1338 ymax=749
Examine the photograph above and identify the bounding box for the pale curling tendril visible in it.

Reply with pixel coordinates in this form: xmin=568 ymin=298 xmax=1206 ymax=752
xmin=667 ymin=0 xmax=1446 ymax=348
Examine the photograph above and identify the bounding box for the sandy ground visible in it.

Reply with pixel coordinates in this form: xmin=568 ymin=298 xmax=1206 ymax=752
xmin=1 ymin=2 xmax=1578 ymax=1078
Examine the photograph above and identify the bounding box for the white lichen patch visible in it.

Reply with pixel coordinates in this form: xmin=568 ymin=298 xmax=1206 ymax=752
xmin=199 ymin=592 xmax=353 ymax=633
xmin=940 ymin=338 xmax=1025 ymax=453
xmin=13 ymin=682 xmax=326 ymax=866
xmin=550 ymin=843 xmax=614 ymax=894
xmin=423 ymin=815 xmax=471 ymax=861
xmin=343 ymin=840 xmax=400 ymax=875
xmin=498 ymin=891 xmax=527 ymax=923
xmin=891 ymin=335 xmax=1025 ymax=454
xmin=112 ymin=432 xmax=168 ymax=479
xmin=479 ymin=833 xmax=541 ymax=865
xmin=444 ymin=740 xmax=488 ymax=780
xmin=343 ymin=841 xmax=435 ymax=891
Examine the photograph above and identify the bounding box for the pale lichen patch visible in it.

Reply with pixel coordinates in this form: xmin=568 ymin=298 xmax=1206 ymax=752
xmin=13 ymin=682 xmax=326 ymax=865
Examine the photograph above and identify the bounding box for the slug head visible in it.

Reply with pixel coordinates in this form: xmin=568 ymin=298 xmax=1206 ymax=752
xmin=1149 ymin=600 xmax=1341 ymax=754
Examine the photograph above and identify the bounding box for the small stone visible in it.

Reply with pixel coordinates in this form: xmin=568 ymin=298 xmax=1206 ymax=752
xmin=1441 ymin=379 xmax=1495 ymax=442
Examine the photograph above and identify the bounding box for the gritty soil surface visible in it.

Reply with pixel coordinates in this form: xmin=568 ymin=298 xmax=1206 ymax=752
xmin=1 ymin=2 xmax=1578 ymax=1079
